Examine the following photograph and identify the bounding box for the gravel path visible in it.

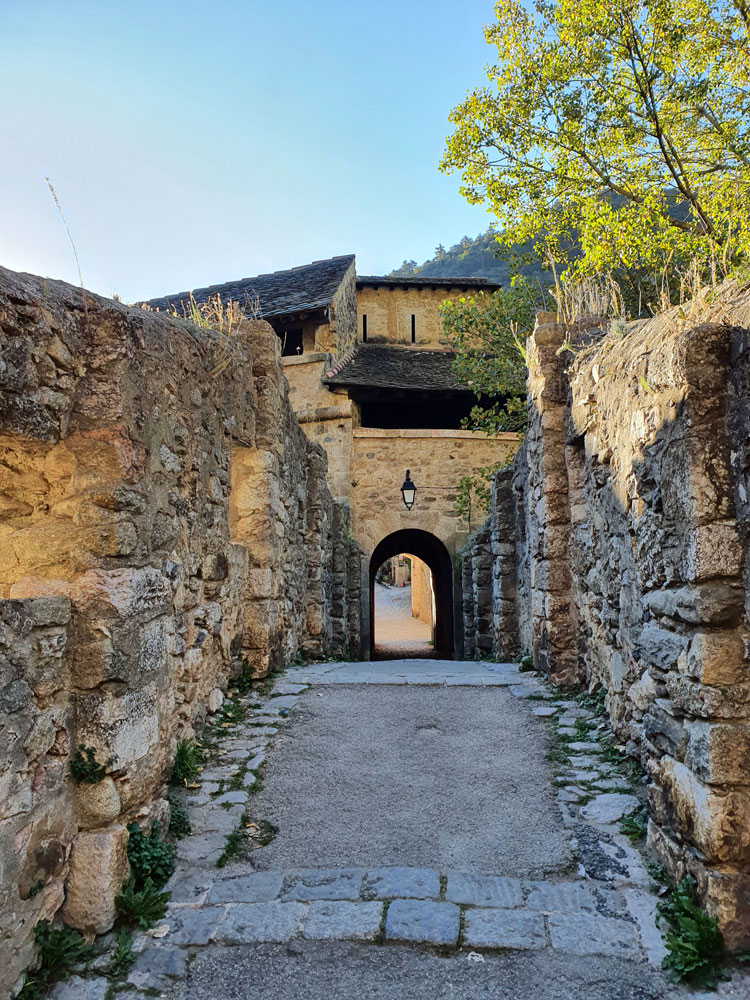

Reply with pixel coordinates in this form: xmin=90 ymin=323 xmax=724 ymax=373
xmin=251 ymin=684 xmax=570 ymax=875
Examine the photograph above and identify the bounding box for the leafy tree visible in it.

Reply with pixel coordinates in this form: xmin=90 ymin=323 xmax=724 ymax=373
xmin=441 ymin=0 xmax=750 ymax=302
xmin=442 ymin=280 xmax=540 ymax=435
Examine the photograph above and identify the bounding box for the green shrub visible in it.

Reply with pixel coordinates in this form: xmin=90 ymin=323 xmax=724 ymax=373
xmin=658 ymin=876 xmax=724 ymax=987
xmin=69 ymin=745 xmax=113 ymax=784
xmin=115 ymin=877 xmax=170 ymax=930
xmin=170 ymin=738 xmax=203 ymax=786
xmin=126 ymin=822 xmax=175 ymax=889
xmin=18 ymin=919 xmax=95 ymax=999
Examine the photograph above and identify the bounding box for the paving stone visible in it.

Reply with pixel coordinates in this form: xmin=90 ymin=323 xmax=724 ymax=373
xmin=385 ymin=899 xmax=460 ymax=946
xmin=568 ymin=755 xmax=603 ymax=768
xmin=216 ymin=902 xmax=307 ymax=942
xmin=593 ymin=776 xmax=632 ymax=791
xmin=547 ymin=911 xmax=642 ymax=958
xmin=246 ymin=752 xmax=266 ymax=771
xmin=281 ymin=869 xmax=365 ymax=901
xmin=579 ymin=793 xmax=640 ymax=824
xmin=621 ymin=889 xmax=665 ymax=964
xmin=189 ymin=804 xmax=243 ymax=835
xmin=509 ymin=685 xmax=540 ymax=698
xmin=303 ymin=900 xmax=383 ymax=940
xmin=175 ymin=832 xmax=229 ymax=864
xmin=164 ymin=867 xmax=214 ymax=904
xmin=568 ymin=742 xmax=601 ymax=752
xmin=165 ymin=904 xmax=227 ymax=945
xmin=272 ymin=683 xmax=308 ymax=695
xmin=462 ymin=908 xmax=547 ymax=950
xmin=128 ymin=945 xmax=187 ymax=990
xmin=445 ymin=873 xmax=523 ymax=908
xmin=480 ymin=675 xmax=516 ymax=686
xmin=207 ymin=871 xmax=284 ymax=903
xmin=265 ymin=695 xmax=301 ymax=712
xmin=524 ymin=881 xmax=600 ymax=913
xmin=444 ymin=675 xmax=485 ymax=685
xmin=49 ymin=976 xmax=109 ymax=1000
xmin=531 ymin=705 xmax=558 ymax=717
xmin=215 ymin=790 xmax=247 ymax=805
xmin=363 ymin=866 xmax=440 ymax=900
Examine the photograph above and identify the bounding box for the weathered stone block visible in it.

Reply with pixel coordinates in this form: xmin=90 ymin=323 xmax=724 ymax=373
xmin=75 ymin=778 xmax=121 ymax=830
xmin=62 ymin=825 xmax=130 ymax=934
xmin=651 ymin=757 xmax=750 ymax=863
xmin=685 ymin=721 xmax=750 ymax=785
xmin=677 ymin=630 xmax=747 ymax=686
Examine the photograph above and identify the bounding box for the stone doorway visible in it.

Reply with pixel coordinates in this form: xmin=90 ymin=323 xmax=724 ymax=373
xmin=369 ymin=529 xmax=455 ymax=659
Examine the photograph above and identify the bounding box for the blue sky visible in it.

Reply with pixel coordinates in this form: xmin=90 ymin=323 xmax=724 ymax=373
xmin=0 ymin=0 xmax=497 ymax=301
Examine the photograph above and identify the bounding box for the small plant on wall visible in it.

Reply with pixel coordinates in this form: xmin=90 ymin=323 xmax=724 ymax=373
xmin=69 ymin=745 xmax=114 ymax=784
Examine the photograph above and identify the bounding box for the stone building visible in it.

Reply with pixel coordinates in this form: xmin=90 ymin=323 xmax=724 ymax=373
xmin=148 ymin=257 xmax=518 ymax=657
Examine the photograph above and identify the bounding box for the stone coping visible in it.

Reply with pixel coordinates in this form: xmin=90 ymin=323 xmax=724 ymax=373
xmin=353 ymin=428 xmax=517 ymax=441
xmin=282 ymin=352 xmax=328 ymax=366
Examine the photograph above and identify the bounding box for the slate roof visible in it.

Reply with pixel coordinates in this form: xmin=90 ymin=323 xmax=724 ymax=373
xmin=323 ymin=345 xmax=469 ymax=393
xmin=357 ymin=275 xmax=500 ymax=291
xmin=143 ymin=254 xmax=355 ymax=319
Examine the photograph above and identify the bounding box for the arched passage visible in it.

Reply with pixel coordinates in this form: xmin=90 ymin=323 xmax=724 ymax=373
xmin=369 ymin=529 xmax=455 ymax=659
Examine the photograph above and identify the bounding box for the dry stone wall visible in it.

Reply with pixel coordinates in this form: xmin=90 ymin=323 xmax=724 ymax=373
xmin=0 ymin=266 xmax=360 ymax=997
xmin=461 ymin=285 xmax=750 ymax=947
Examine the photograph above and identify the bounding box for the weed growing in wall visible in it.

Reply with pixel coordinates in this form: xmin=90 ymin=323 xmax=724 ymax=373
xmin=115 ymin=878 xmax=170 ymax=930
xmin=658 ymin=876 xmax=725 ymax=987
xmin=166 ymin=797 xmax=192 ymax=839
xmin=170 ymin=738 xmax=204 ymax=786
xmin=619 ymin=807 xmax=649 ymax=843
xmin=103 ymin=928 xmax=135 ymax=979
xmin=69 ymin=745 xmax=113 ymax=784
xmin=18 ymin=920 xmax=95 ymax=1000
xmin=126 ymin=822 xmax=175 ymax=889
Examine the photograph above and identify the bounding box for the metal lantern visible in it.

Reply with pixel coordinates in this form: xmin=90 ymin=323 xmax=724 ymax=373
xmin=400 ymin=470 xmax=417 ymax=510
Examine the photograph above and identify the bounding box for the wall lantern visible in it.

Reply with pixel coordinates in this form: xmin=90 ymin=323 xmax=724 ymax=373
xmin=400 ymin=470 xmax=417 ymax=510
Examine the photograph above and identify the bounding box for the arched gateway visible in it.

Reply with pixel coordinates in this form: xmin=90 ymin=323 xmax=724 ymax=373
xmin=368 ymin=529 xmax=455 ymax=659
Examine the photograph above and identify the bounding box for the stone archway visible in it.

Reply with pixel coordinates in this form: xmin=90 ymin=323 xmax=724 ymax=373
xmin=369 ymin=529 xmax=455 ymax=659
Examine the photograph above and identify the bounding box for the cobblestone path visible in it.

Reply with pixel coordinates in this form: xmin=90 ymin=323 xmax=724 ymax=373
xmin=63 ymin=661 xmax=749 ymax=1000
xmin=373 ymin=582 xmax=434 ymax=659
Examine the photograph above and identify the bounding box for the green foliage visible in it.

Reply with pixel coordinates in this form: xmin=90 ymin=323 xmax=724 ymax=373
xmin=517 ymin=652 xmax=534 ymax=672
xmin=126 ymin=822 xmax=175 ymax=889
xmin=647 ymin=860 xmax=671 ymax=887
xmin=619 ymin=806 xmax=649 ymax=842
xmin=658 ymin=876 xmax=725 ymax=986
xmin=104 ymin=928 xmax=135 ymax=978
xmin=576 ymin=687 xmax=607 ymax=717
xmin=69 ymin=744 xmax=113 ymax=784
xmin=167 ymin=797 xmax=192 ymax=839
xmin=115 ymin=877 xmax=170 ymax=930
xmin=442 ymin=0 xmax=750 ymax=309
xmin=170 ymin=738 xmax=203 ymax=786
xmin=216 ymin=815 xmax=250 ymax=868
xmin=18 ymin=919 xmax=95 ymax=1000
xmin=231 ymin=659 xmax=255 ymax=696
xmin=219 ymin=697 xmax=245 ymax=724
xmin=442 ymin=282 xmax=539 ymax=435
xmin=455 ymin=460 xmax=509 ymax=527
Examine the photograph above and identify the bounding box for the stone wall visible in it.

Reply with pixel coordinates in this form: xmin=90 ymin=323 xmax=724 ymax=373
xmin=0 ymin=265 xmax=361 ymax=996
xmin=350 ymin=428 xmax=516 ymax=560
xmin=460 ymin=285 xmax=750 ymax=946
xmin=356 ymin=284 xmax=482 ymax=349
xmin=410 ymin=556 xmax=434 ymax=629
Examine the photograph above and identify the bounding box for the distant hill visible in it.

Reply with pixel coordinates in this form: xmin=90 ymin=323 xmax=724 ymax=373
xmin=388 ymin=229 xmax=553 ymax=288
